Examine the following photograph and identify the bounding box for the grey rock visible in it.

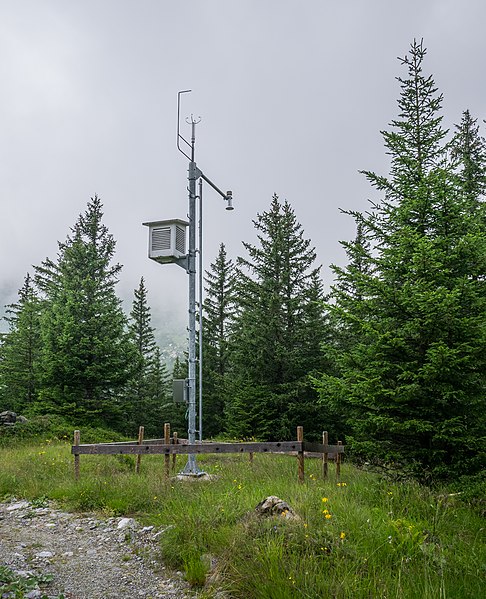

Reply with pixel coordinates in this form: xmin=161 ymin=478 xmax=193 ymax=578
xmin=35 ymin=551 xmax=54 ymax=559
xmin=117 ymin=517 xmax=136 ymax=530
xmin=140 ymin=525 xmax=154 ymax=533
xmin=0 ymin=410 xmax=17 ymax=424
xmin=255 ymin=495 xmax=300 ymax=520
xmin=14 ymin=569 xmax=35 ymax=578
xmin=7 ymin=501 xmax=30 ymax=511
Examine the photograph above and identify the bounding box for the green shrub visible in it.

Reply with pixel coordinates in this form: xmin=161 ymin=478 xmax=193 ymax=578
xmin=0 ymin=413 xmax=127 ymax=446
xmin=0 ymin=565 xmax=64 ymax=599
xmin=452 ymin=471 xmax=486 ymax=516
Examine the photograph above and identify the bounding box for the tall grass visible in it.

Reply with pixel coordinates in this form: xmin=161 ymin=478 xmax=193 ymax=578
xmin=0 ymin=441 xmax=484 ymax=598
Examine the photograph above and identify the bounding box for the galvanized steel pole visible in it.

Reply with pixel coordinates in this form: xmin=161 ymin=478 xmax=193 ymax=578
xmin=198 ymin=178 xmax=204 ymax=444
xmin=175 ymin=93 xmax=233 ymax=474
xmin=181 ymin=119 xmax=201 ymax=475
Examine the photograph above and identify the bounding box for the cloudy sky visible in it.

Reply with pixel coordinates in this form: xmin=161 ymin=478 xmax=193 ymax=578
xmin=1 ymin=0 xmax=485 ymax=336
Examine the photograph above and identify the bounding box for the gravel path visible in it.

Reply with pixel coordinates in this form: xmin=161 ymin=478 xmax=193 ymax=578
xmin=0 ymin=499 xmax=193 ymax=599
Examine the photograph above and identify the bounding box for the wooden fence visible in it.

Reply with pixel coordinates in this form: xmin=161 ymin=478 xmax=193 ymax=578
xmin=72 ymin=424 xmax=344 ymax=484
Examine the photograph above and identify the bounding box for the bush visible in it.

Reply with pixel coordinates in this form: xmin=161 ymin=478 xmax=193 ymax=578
xmin=0 ymin=413 xmax=127 ymax=446
xmin=452 ymin=472 xmax=486 ymax=516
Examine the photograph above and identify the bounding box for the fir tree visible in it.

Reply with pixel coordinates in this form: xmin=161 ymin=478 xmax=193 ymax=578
xmin=316 ymin=40 xmax=486 ymax=479
xmin=157 ymin=355 xmax=188 ymax=435
xmin=201 ymin=243 xmax=237 ymax=437
xmin=452 ymin=109 xmax=486 ymax=205
xmin=0 ymin=274 xmax=42 ymax=413
xmin=126 ymin=277 xmax=170 ymax=436
xmin=34 ymin=196 xmax=135 ymax=427
xmin=228 ymin=195 xmax=327 ymax=440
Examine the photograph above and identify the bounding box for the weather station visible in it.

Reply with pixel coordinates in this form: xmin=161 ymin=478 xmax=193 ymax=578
xmin=143 ymin=90 xmax=233 ymax=476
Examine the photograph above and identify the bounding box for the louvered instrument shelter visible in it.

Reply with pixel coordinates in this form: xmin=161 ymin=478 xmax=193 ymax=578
xmin=142 ymin=219 xmax=189 ymax=264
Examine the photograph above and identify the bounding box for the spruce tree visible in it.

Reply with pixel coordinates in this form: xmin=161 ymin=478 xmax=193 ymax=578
xmin=315 ymin=218 xmax=375 ymax=442
xmin=0 ymin=274 xmax=42 ymax=413
xmin=156 ymin=355 xmax=188 ymax=435
xmin=228 ymin=195 xmax=327 ymax=440
xmin=126 ymin=277 xmax=170 ymax=436
xmin=452 ymin=109 xmax=486 ymax=205
xmin=315 ymin=40 xmax=486 ymax=479
xmin=201 ymin=243 xmax=237 ymax=437
xmin=34 ymin=196 xmax=135 ymax=428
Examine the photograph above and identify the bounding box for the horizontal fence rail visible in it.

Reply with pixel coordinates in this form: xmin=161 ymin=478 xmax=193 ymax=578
xmin=72 ymin=424 xmax=344 ymax=483
xmin=72 ymin=441 xmax=345 ymax=456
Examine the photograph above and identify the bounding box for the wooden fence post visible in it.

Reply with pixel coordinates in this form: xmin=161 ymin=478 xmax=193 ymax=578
xmin=322 ymin=431 xmax=329 ymax=480
xmin=164 ymin=422 xmax=171 ymax=479
xmin=249 ymin=451 xmax=254 ymax=465
xmin=135 ymin=426 xmax=144 ymax=474
xmin=172 ymin=431 xmax=178 ymax=473
xmin=336 ymin=440 xmax=342 ymax=478
xmin=74 ymin=430 xmax=80 ymax=481
xmin=297 ymin=426 xmax=304 ymax=484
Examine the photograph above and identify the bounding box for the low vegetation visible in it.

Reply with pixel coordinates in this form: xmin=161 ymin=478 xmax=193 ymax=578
xmin=1 ymin=438 xmax=484 ymax=599
xmin=0 ymin=565 xmax=65 ymax=599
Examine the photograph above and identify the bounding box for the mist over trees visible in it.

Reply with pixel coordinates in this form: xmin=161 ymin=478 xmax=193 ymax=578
xmin=0 ymin=41 xmax=484 ymax=482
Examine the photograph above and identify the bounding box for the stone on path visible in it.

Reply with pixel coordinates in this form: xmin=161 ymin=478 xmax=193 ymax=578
xmin=117 ymin=517 xmax=137 ymax=530
xmin=7 ymin=501 xmax=30 ymax=511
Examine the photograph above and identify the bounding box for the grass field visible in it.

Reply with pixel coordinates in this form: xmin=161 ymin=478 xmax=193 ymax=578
xmin=0 ymin=440 xmax=484 ymax=598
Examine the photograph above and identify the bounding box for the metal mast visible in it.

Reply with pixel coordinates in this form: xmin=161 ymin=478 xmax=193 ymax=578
xmin=177 ymin=91 xmax=233 ymax=475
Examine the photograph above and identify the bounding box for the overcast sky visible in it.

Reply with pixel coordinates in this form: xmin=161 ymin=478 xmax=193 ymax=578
xmin=1 ymin=0 xmax=485 ymax=335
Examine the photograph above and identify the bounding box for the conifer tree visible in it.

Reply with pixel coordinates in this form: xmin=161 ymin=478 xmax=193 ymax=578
xmin=316 ymin=219 xmax=374 ymax=441
xmin=172 ymin=355 xmax=188 ymax=379
xmin=452 ymin=109 xmax=486 ymax=205
xmin=315 ymin=40 xmax=486 ymax=479
xmin=34 ymin=196 xmax=135 ymax=427
xmin=126 ymin=277 xmax=170 ymax=436
xmin=227 ymin=195 xmax=327 ymax=440
xmin=0 ymin=274 xmax=42 ymax=413
xmin=201 ymin=243 xmax=237 ymax=436
xmin=156 ymin=355 xmax=188 ymax=435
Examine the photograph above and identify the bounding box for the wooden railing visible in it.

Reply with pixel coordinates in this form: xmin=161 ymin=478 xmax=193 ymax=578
xmin=72 ymin=424 xmax=344 ymax=483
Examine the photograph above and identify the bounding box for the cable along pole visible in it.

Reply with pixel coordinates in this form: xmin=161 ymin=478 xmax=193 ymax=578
xmin=176 ymin=91 xmax=233 ymax=475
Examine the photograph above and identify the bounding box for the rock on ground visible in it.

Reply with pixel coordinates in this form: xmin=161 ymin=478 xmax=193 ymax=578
xmin=0 ymin=498 xmax=192 ymax=599
xmin=254 ymin=496 xmax=300 ymax=520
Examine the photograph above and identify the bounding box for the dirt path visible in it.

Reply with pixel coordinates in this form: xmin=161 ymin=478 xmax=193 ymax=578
xmin=0 ymin=499 xmax=193 ymax=599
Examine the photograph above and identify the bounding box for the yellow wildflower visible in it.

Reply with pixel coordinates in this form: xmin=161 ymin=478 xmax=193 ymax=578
xmin=321 ymin=497 xmax=328 ymax=503
xmin=340 ymin=531 xmax=346 ymax=539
